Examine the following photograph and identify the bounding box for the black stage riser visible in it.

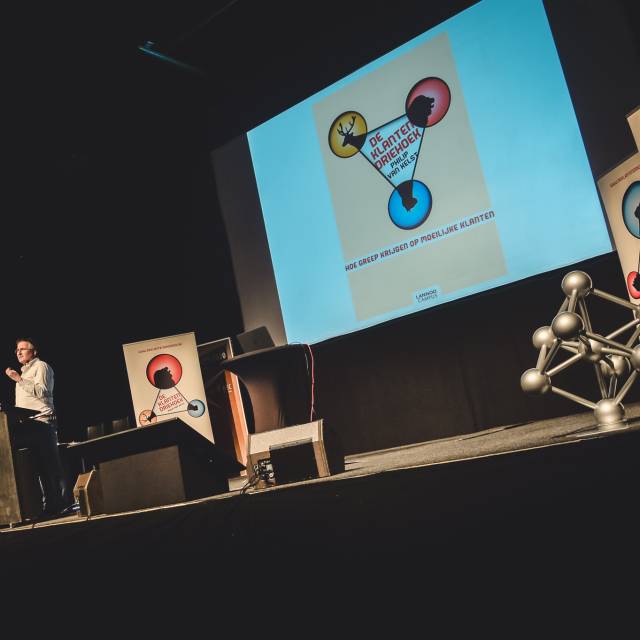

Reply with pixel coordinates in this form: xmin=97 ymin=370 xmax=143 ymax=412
xmin=2 ymin=424 xmax=638 ymax=570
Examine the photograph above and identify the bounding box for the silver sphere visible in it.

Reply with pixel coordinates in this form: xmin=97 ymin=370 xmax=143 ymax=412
xmin=561 ymin=270 xmax=592 ymax=298
xmin=600 ymin=355 xmax=630 ymax=378
xmin=520 ymin=368 xmax=551 ymax=394
xmin=630 ymin=346 xmax=640 ymax=371
xmin=551 ymin=311 xmax=584 ymax=340
xmin=578 ymin=337 xmax=604 ymax=363
xmin=594 ymin=398 xmax=625 ymax=427
xmin=532 ymin=326 xmax=555 ymax=350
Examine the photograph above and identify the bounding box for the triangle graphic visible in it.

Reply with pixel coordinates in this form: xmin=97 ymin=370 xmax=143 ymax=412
xmin=361 ymin=115 xmax=424 ymax=187
xmin=153 ymin=387 xmax=189 ymax=416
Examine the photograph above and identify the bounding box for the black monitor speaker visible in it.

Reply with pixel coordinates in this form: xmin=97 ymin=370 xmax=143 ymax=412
xmin=247 ymin=419 xmax=344 ymax=489
xmin=66 ymin=419 xmax=244 ymax=514
xmin=235 ymin=326 xmax=275 ymax=355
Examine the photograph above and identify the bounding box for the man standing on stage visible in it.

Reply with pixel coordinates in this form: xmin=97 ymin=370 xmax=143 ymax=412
xmin=5 ymin=338 xmax=70 ymax=517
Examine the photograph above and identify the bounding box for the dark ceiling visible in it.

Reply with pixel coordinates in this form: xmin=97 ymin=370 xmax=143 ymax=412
xmin=13 ymin=0 xmax=638 ymax=159
xmin=14 ymin=1 xmax=484 ymax=156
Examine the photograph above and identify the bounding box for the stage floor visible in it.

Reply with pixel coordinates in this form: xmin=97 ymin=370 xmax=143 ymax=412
xmin=4 ymin=401 xmax=640 ymax=534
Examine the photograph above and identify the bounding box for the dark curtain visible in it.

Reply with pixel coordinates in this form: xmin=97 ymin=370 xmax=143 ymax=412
xmin=314 ymin=252 xmax=638 ymax=454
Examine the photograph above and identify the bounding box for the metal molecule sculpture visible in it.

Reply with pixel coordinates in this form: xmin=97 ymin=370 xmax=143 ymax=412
xmin=521 ymin=270 xmax=640 ymax=430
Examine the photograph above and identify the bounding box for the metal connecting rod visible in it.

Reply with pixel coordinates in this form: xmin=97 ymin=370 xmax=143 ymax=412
xmin=522 ymin=271 xmax=640 ymax=430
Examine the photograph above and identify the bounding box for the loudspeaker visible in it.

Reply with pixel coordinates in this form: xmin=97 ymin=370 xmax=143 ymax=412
xmin=235 ymin=326 xmax=274 ymax=354
xmin=66 ymin=419 xmax=244 ymax=514
xmin=247 ymin=419 xmax=344 ymax=488
xmin=111 ymin=417 xmax=131 ymax=433
xmin=98 ymin=445 xmax=231 ymax=513
xmin=73 ymin=469 xmax=104 ymax=517
xmin=86 ymin=424 xmax=105 ymax=440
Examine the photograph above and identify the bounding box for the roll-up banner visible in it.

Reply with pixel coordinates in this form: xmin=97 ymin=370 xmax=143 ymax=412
xmin=628 ymin=106 xmax=639 ymax=150
xmin=597 ymin=150 xmax=640 ymax=303
xmin=123 ymin=332 xmax=214 ymax=442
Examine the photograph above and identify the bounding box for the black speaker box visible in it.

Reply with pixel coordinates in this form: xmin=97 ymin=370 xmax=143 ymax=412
xmin=247 ymin=419 xmax=344 ymax=489
xmin=66 ymin=419 xmax=244 ymax=514
xmin=73 ymin=468 xmax=104 ymax=517
xmin=235 ymin=326 xmax=274 ymax=354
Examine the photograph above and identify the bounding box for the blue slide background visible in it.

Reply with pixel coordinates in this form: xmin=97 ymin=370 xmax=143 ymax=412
xmin=247 ymin=0 xmax=611 ymax=345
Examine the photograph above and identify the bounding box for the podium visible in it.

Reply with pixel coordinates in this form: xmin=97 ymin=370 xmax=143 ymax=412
xmin=220 ymin=344 xmax=313 ymax=433
xmin=0 ymin=408 xmax=43 ymax=525
xmin=66 ymin=419 xmax=244 ymax=514
xmin=221 ymin=344 xmax=346 ymax=486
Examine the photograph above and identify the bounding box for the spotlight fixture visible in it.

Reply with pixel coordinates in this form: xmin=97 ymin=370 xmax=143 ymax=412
xmin=137 ymin=41 xmax=206 ymax=77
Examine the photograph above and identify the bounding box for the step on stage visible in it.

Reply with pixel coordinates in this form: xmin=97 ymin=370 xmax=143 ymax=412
xmin=3 ymin=404 xmax=640 ymax=569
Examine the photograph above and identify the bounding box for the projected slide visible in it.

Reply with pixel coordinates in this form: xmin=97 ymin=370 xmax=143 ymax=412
xmin=315 ymin=33 xmax=504 ymax=321
xmin=235 ymin=0 xmax=611 ymax=345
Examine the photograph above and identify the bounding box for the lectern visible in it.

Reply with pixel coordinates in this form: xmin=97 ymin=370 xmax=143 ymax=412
xmin=220 ymin=345 xmax=345 ymax=486
xmin=0 ymin=408 xmax=43 ymax=525
xmin=220 ymin=344 xmax=313 ymax=433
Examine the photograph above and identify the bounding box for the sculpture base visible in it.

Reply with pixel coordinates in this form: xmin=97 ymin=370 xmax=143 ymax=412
xmin=552 ymin=417 xmax=640 ymax=442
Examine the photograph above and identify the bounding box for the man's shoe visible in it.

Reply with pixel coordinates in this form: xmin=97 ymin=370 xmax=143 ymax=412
xmin=58 ymin=502 xmax=80 ymax=516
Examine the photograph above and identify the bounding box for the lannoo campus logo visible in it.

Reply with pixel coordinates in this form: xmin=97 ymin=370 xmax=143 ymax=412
xmin=328 ymin=77 xmax=451 ymax=230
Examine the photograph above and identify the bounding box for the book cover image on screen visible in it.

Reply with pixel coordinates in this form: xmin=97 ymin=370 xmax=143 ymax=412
xmin=315 ymin=32 xmax=504 ymax=322
xmin=222 ymin=0 xmax=611 ymax=345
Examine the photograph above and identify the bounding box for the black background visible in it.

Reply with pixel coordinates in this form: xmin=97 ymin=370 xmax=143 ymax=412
xmin=2 ymin=1 xmax=639 ymax=449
